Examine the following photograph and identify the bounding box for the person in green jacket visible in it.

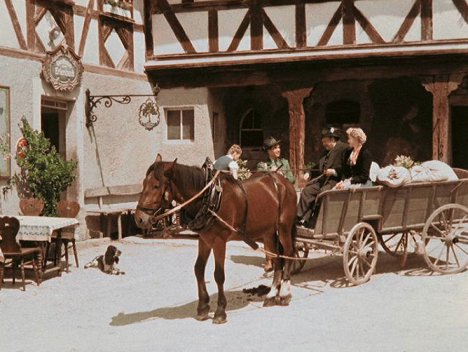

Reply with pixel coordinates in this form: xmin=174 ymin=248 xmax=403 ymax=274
xmin=256 ymin=136 xmax=296 ymax=273
xmin=256 ymin=136 xmax=296 ymax=184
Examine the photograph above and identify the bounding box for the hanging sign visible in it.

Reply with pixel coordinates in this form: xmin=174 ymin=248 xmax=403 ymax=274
xmin=41 ymin=44 xmax=83 ymax=92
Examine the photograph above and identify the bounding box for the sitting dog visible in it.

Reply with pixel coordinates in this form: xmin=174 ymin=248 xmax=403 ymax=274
xmin=84 ymin=245 xmax=125 ymax=275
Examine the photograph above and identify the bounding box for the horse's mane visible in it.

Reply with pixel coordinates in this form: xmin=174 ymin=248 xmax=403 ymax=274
xmin=172 ymin=163 xmax=205 ymax=191
xmin=147 ymin=162 xmax=205 ymax=191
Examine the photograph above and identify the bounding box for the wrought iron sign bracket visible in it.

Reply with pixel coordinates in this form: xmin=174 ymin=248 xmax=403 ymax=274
xmin=85 ymin=85 xmax=161 ymax=130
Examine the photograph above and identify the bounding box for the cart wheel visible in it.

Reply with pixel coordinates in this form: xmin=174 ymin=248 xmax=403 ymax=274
xmin=343 ymin=222 xmax=379 ymax=285
xmin=291 ymin=243 xmax=309 ymax=275
xmin=379 ymin=231 xmax=419 ymax=257
xmin=422 ymin=204 xmax=468 ymax=274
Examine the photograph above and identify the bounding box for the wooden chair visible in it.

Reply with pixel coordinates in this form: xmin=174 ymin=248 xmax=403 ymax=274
xmin=19 ymin=198 xmax=44 ymax=216
xmin=53 ymin=200 xmax=80 ymax=271
xmin=0 ymin=216 xmax=42 ymax=291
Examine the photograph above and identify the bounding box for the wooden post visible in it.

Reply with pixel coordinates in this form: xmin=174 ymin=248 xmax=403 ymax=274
xmin=422 ymin=74 xmax=463 ymax=163
xmin=281 ymin=88 xmax=313 ymax=181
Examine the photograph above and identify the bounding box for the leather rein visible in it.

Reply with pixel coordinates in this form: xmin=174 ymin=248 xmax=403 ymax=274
xmin=136 ymin=171 xmax=221 ymax=224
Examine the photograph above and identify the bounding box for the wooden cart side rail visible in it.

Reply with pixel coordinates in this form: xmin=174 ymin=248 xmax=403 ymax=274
xmin=313 ymin=178 xmax=468 ymax=236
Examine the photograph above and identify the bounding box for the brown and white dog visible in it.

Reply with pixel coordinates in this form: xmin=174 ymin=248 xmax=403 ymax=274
xmin=84 ymin=245 xmax=125 ymax=275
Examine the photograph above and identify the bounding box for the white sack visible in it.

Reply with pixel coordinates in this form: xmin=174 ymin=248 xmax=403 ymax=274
xmin=377 ymin=166 xmax=411 ymax=188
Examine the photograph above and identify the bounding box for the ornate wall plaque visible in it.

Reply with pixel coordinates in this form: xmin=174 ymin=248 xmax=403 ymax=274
xmin=41 ymin=44 xmax=83 ymax=92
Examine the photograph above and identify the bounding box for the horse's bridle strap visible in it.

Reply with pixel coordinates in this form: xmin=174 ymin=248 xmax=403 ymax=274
xmin=148 ymin=170 xmax=221 ymax=223
xmin=136 ymin=205 xmax=160 ymax=213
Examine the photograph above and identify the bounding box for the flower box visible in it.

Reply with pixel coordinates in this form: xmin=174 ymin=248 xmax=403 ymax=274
xmin=103 ymin=1 xmax=132 ymax=19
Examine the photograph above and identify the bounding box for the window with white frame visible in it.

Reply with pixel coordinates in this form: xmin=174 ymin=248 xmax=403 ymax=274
xmin=166 ymin=109 xmax=194 ymax=141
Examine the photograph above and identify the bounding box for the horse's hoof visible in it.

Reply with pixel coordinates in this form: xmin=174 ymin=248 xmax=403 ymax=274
xmin=195 ymin=314 xmax=210 ymax=321
xmin=263 ymin=296 xmax=276 ymax=307
xmin=276 ymin=295 xmax=292 ymax=306
xmin=196 ymin=306 xmax=210 ymax=321
xmin=212 ymin=315 xmax=227 ymax=324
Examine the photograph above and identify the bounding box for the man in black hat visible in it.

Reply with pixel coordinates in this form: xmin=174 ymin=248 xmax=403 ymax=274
xmin=256 ymin=136 xmax=296 ymax=184
xmin=297 ymin=127 xmax=348 ymax=227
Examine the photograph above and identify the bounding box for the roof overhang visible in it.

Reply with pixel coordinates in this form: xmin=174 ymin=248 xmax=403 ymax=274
xmin=145 ymin=41 xmax=468 ymax=88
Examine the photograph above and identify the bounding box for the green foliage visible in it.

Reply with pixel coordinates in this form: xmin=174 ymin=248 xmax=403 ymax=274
xmin=16 ymin=118 xmax=77 ymax=216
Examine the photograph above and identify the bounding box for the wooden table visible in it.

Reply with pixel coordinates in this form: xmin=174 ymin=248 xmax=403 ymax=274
xmin=13 ymin=216 xmax=79 ymax=275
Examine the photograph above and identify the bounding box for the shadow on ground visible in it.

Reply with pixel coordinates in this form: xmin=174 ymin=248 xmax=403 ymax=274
xmin=230 ymin=255 xmax=264 ymax=268
xmin=110 ymin=290 xmax=265 ymax=326
xmin=230 ymin=251 xmax=437 ymax=290
xmin=292 ymin=252 xmax=435 ymax=288
xmin=110 ymin=252 xmax=448 ymax=326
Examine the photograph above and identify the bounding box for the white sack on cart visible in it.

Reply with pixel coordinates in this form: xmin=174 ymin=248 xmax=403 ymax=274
xmin=377 ymin=165 xmax=411 ymax=188
xmin=369 ymin=162 xmax=380 ymax=183
xmin=410 ymin=160 xmax=459 ymax=182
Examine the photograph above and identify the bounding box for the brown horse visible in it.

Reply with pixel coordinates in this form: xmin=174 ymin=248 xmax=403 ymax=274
xmin=134 ymin=154 xmax=297 ymax=324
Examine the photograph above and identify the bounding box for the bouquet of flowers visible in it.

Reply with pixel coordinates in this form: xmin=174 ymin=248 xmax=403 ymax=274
xmin=237 ymin=159 xmax=252 ymax=181
xmin=394 ymin=155 xmax=418 ymax=169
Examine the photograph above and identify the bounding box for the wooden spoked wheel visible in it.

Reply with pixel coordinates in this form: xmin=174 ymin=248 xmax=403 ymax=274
xmin=379 ymin=231 xmax=419 ymax=257
xmin=343 ymin=222 xmax=379 ymax=285
xmin=291 ymin=243 xmax=309 ymax=275
xmin=422 ymin=204 xmax=468 ymax=274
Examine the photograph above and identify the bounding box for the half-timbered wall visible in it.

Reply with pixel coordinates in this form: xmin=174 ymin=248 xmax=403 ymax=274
xmin=0 ymin=0 xmax=217 ymax=239
xmin=149 ymin=0 xmax=468 ymax=61
xmin=0 ymin=0 xmax=146 ymax=73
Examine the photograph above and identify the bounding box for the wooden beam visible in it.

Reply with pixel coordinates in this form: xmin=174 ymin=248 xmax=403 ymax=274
xmin=156 ymin=0 xmax=196 ymax=53
xmin=26 ymin=0 xmax=36 ymax=50
xmin=35 ymin=32 xmax=46 ymax=53
xmin=421 ymin=0 xmax=433 ymax=41
xmin=317 ymin=3 xmax=343 ymax=46
xmin=281 ymin=87 xmax=313 ymax=180
xmin=5 ymin=0 xmax=27 ymax=50
xmin=116 ymin=25 xmax=134 ymax=70
xmin=103 ymin=25 xmax=113 ymax=42
xmin=262 ymin=9 xmax=289 ymax=49
xmin=250 ymin=3 xmax=263 ymax=50
xmin=226 ymin=10 xmax=250 ymax=52
xmin=144 ymin=0 xmax=154 ymax=59
xmin=34 ymin=7 xmax=48 ymax=24
xmin=353 ymin=5 xmax=385 ymax=44
xmin=166 ymin=0 xmax=339 ymax=14
xmin=146 ymin=51 xmax=468 ymax=89
xmin=452 ymin=0 xmax=468 ymax=24
xmin=343 ymin=0 xmax=356 ymax=45
xmin=78 ymin=0 xmax=94 ymax=56
xmin=296 ymin=3 xmax=306 ymax=48
xmin=393 ymin=0 xmax=421 ymax=43
xmin=208 ymin=9 xmax=219 ymax=52
xmin=49 ymin=6 xmax=75 ymax=50
xmin=422 ymin=74 xmax=463 ymax=162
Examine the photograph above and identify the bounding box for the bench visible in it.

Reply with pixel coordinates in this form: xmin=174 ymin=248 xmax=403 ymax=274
xmin=84 ymin=184 xmax=142 ymax=240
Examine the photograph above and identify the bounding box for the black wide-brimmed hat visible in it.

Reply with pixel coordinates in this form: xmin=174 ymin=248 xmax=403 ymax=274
xmin=263 ymin=136 xmax=281 ymax=151
xmin=321 ymin=127 xmax=341 ymax=139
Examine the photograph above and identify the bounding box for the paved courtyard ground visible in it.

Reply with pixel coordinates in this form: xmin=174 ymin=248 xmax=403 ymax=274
xmin=1 ymin=236 xmax=467 ymax=352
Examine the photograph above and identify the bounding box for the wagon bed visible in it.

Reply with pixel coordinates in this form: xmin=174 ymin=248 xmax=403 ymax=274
xmin=294 ymin=172 xmax=468 ymax=285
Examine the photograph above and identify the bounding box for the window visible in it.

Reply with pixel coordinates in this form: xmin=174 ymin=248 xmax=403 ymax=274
xmin=239 ymin=109 xmax=263 ymax=148
xmin=166 ymin=109 xmax=194 ymax=141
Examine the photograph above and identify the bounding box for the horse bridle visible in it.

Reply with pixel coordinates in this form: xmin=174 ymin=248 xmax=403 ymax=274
xmin=136 ymin=180 xmax=174 ymax=219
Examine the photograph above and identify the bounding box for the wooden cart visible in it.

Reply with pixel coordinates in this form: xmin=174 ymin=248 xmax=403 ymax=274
xmin=293 ymin=173 xmax=468 ymax=285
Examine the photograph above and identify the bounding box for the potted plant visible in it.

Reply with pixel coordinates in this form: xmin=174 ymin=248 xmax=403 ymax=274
xmin=11 ymin=118 xmax=77 ymax=216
